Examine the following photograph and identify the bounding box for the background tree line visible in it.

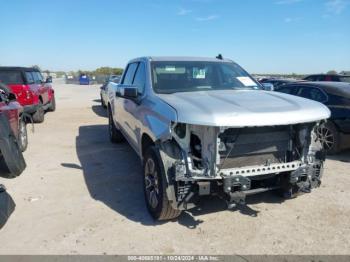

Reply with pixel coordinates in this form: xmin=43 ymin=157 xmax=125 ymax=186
xmin=34 ymin=64 xmax=349 ymax=79
xmin=34 ymin=66 xmax=124 ymax=78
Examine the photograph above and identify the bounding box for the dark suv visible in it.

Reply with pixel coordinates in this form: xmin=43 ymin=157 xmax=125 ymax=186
xmin=0 ymin=83 xmax=26 ymax=178
xmin=275 ymin=81 xmax=350 ymax=154
xmin=0 ymin=67 xmax=56 ymax=123
xmin=304 ymin=74 xmax=350 ymax=83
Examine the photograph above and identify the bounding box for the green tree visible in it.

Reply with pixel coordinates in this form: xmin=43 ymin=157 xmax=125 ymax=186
xmin=32 ymin=65 xmax=41 ymax=71
xmin=327 ymin=70 xmax=337 ymax=75
xmin=94 ymin=67 xmax=123 ymax=75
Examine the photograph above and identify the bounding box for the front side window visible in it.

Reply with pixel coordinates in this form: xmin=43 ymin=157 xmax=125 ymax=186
xmin=0 ymin=71 xmax=24 ymax=84
xmin=133 ymin=63 xmax=146 ymax=94
xmin=151 ymin=61 xmax=260 ymax=94
xmin=122 ymin=63 xmax=138 ymax=85
xmin=25 ymin=72 xmax=35 ymax=84
xmin=32 ymin=71 xmax=43 ymax=84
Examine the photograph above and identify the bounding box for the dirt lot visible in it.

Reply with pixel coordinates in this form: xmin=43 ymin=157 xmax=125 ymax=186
xmin=0 ymin=82 xmax=350 ymax=255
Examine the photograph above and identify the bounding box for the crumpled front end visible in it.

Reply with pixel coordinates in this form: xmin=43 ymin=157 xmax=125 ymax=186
xmin=160 ymin=121 xmax=326 ymax=210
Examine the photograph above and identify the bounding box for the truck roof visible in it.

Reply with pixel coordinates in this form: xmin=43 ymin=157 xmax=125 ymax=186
xmin=130 ymin=56 xmax=234 ymax=63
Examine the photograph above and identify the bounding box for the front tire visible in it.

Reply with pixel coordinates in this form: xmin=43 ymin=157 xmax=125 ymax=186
xmin=143 ymin=146 xmax=182 ymax=220
xmin=48 ymin=95 xmax=56 ymax=112
xmin=317 ymin=121 xmax=340 ymax=154
xmin=108 ymin=107 xmax=124 ymax=143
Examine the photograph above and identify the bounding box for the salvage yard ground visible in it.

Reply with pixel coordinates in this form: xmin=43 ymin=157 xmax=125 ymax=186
xmin=0 ymin=82 xmax=350 ymax=254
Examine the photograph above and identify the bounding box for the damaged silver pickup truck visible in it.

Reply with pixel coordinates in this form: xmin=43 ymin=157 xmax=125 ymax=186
xmin=107 ymin=56 xmax=330 ymax=220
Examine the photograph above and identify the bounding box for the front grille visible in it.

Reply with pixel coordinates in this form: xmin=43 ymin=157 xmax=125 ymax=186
xmin=219 ymin=126 xmax=290 ymax=169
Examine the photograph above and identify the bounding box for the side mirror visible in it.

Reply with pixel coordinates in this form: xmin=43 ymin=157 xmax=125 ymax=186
xmin=262 ymin=83 xmax=274 ymax=91
xmin=8 ymin=93 xmax=17 ymax=102
xmin=46 ymin=76 xmax=53 ymax=83
xmin=124 ymin=87 xmax=138 ymax=98
xmin=116 ymin=85 xmax=139 ymax=102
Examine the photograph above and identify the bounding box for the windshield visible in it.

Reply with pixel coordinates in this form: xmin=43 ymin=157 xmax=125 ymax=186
xmin=151 ymin=61 xmax=261 ymax=94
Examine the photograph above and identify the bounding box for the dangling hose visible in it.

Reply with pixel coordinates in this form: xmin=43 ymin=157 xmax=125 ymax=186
xmin=21 ymin=112 xmax=34 ymax=133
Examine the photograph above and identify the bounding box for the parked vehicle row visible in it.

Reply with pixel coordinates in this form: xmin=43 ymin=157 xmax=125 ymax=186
xmin=0 ymin=67 xmax=56 ymax=178
xmin=105 ymin=56 xmax=330 ymax=220
xmin=0 ymin=67 xmax=56 ymax=123
xmin=304 ymin=74 xmax=350 ymax=83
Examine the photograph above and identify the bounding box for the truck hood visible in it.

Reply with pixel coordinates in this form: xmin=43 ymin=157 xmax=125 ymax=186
xmin=158 ymin=90 xmax=330 ymax=127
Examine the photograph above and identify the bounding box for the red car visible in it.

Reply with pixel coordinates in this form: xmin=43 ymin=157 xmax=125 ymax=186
xmin=0 ymin=83 xmax=26 ymax=178
xmin=0 ymin=67 xmax=56 ymax=123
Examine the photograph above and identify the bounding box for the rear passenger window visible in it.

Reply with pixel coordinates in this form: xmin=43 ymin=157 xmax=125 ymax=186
xmin=25 ymin=72 xmax=35 ymax=84
xmin=297 ymin=87 xmax=327 ymax=103
xmin=122 ymin=63 xmax=138 ymax=85
xmin=133 ymin=63 xmax=146 ymax=94
xmin=0 ymin=71 xmax=24 ymax=84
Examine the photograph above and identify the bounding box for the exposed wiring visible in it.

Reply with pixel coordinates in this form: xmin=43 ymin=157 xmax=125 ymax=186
xmin=218 ymin=130 xmax=241 ymax=173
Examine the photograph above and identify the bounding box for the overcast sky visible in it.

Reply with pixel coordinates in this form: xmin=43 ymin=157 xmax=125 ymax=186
xmin=0 ymin=0 xmax=349 ymax=74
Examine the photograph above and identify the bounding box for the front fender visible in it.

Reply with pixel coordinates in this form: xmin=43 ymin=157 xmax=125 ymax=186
xmin=141 ymin=97 xmax=177 ymax=142
xmin=144 ymin=115 xmax=172 ymax=142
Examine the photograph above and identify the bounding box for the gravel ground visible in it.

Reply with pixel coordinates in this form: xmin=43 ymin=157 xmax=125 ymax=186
xmin=0 ymin=82 xmax=350 ymax=255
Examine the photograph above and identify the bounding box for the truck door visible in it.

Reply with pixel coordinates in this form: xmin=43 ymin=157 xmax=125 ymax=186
xmin=114 ymin=62 xmax=139 ymax=147
xmin=33 ymin=71 xmax=49 ymax=104
xmin=125 ymin=62 xmax=146 ymax=149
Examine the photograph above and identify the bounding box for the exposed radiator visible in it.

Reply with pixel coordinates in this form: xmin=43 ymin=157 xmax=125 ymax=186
xmin=219 ymin=126 xmax=291 ymax=169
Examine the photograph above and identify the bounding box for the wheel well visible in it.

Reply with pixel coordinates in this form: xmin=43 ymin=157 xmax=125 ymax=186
xmin=141 ymin=134 xmax=154 ymax=157
xmin=328 ymin=120 xmax=340 ymax=132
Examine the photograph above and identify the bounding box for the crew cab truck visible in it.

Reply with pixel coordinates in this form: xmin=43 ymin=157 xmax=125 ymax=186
xmin=0 ymin=83 xmax=26 ymax=177
xmin=107 ymin=57 xmax=330 ymax=220
xmin=0 ymin=67 xmax=56 ymax=123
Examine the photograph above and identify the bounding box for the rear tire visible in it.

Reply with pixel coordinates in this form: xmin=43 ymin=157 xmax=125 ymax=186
xmin=143 ymin=146 xmax=182 ymax=220
xmin=108 ymin=107 xmax=124 ymax=143
xmin=32 ymin=101 xmax=45 ymax=123
xmin=101 ymin=95 xmax=106 ymax=108
xmin=0 ymin=115 xmax=26 ymax=178
xmin=18 ymin=118 xmax=28 ymax=152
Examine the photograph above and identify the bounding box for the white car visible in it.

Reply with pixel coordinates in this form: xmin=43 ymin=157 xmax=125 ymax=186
xmin=107 ymin=56 xmax=330 ymax=220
